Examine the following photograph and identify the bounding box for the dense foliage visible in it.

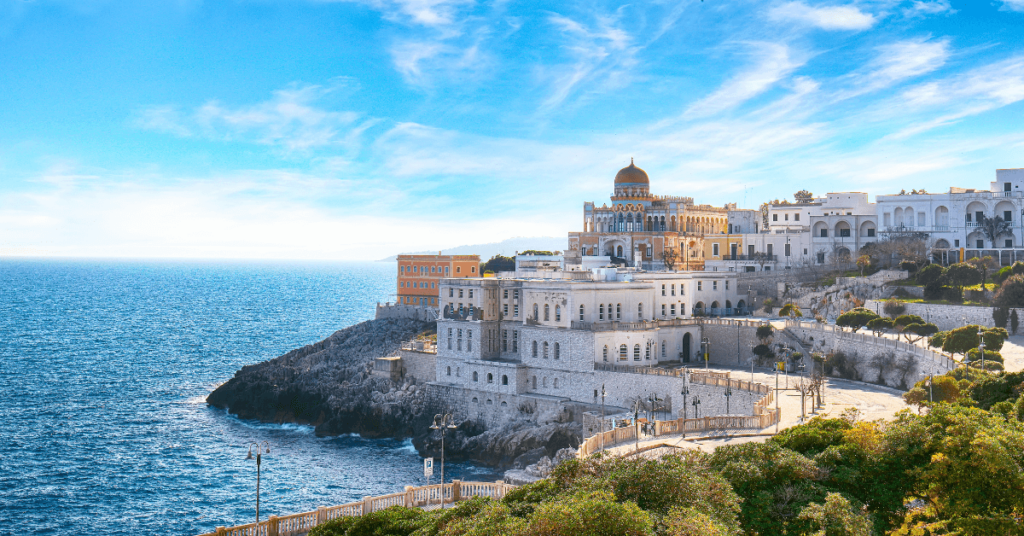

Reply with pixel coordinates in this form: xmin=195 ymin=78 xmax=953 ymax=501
xmin=481 ymin=255 xmax=515 ymax=274
xmin=310 ymin=368 xmax=1024 ymax=536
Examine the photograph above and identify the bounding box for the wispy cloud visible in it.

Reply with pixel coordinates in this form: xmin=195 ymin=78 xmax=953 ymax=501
xmin=537 ymin=11 xmax=639 ymax=113
xmin=886 ymin=55 xmax=1024 ymax=138
xmin=768 ymin=1 xmax=876 ymax=31
xmin=135 ymin=81 xmax=378 ymax=152
xmin=684 ymin=43 xmax=805 ymax=118
xmin=1000 ymin=0 xmax=1024 ymax=12
xmin=835 ymin=37 xmax=949 ymax=99
xmin=904 ymin=0 xmax=956 ymax=17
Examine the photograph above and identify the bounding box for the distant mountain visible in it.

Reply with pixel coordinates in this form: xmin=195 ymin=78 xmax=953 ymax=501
xmin=378 ymin=236 xmax=567 ymax=262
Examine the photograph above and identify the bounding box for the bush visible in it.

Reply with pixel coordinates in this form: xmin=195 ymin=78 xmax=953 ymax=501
xmin=309 ymin=506 xmax=429 ymax=536
xmin=762 ymin=298 xmax=774 ymax=314
xmin=882 ymin=298 xmax=905 ymax=318
xmin=994 ymin=266 xmax=1014 ymax=286
xmin=994 ymin=306 xmax=1010 ymax=328
xmin=923 ymin=280 xmax=946 ymax=300
xmin=778 ymin=303 xmax=802 ymax=317
xmin=966 ymin=348 xmax=1003 ymax=364
xmin=994 ymin=274 xmax=1024 ymax=307
xmin=525 ymin=491 xmax=654 ymax=536
xmin=916 ymin=264 xmax=944 ymax=286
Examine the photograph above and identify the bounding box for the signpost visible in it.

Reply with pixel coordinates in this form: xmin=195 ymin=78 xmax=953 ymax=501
xmin=424 ymin=458 xmax=434 ymax=489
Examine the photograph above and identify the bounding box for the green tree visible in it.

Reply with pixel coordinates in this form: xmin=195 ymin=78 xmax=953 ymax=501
xmin=778 ymin=303 xmax=802 ymax=318
xmin=978 ymin=215 xmax=1012 ymax=250
xmin=966 ymin=255 xmax=999 ymax=291
xmin=525 ymin=491 xmax=653 ymax=536
xmin=755 ymin=324 xmax=774 ymax=343
xmin=867 ymin=317 xmax=893 ymax=335
xmin=856 ymin=255 xmax=871 ymax=276
xmin=836 ymin=308 xmax=880 ymax=331
xmin=762 ymin=298 xmax=774 ymax=314
xmin=796 ymin=493 xmax=872 ymax=536
xmin=481 ymin=255 xmax=515 ymax=273
xmin=943 ymin=263 xmax=981 ymax=298
xmin=916 ymin=264 xmax=944 ymax=286
xmin=994 ymin=274 xmax=1024 ymax=307
xmin=994 ymin=305 xmax=1011 ymax=328
xmin=901 ymin=323 xmax=939 ymax=343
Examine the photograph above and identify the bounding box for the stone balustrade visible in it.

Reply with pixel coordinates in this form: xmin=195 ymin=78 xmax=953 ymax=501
xmin=197 ymin=480 xmax=512 ymax=536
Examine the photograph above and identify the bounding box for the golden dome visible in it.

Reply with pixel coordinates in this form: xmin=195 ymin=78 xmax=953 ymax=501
xmin=614 ymin=159 xmax=649 ymax=185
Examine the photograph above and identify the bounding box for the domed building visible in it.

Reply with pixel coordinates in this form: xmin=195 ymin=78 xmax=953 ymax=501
xmin=567 ymin=160 xmax=734 ymax=271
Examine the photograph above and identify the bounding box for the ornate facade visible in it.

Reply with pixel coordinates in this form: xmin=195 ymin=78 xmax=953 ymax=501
xmin=567 ymin=160 xmax=732 ymax=270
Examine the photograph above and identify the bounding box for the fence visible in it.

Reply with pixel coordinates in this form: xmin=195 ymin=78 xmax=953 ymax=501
xmin=197 ymin=480 xmax=512 ymax=536
xmin=783 ymin=319 xmax=957 ymax=371
xmin=592 ymin=363 xmax=770 ymax=395
xmin=576 ymin=376 xmax=778 ymax=459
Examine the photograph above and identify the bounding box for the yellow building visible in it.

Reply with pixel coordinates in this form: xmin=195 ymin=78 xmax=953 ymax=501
xmin=567 ymin=161 xmax=732 ymax=270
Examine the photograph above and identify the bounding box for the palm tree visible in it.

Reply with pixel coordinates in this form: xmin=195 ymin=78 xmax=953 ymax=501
xmin=979 ymin=215 xmax=1012 ymax=248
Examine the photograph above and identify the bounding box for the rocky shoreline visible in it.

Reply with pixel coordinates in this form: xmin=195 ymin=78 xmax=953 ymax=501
xmin=206 ymin=318 xmax=580 ymax=476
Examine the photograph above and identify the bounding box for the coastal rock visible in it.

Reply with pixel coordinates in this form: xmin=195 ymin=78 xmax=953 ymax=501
xmin=207 ymin=318 xmax=583 ymax=471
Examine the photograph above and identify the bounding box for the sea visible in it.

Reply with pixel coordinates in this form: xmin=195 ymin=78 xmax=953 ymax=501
xmin=0 ymin=258 xmax=498 ymax=536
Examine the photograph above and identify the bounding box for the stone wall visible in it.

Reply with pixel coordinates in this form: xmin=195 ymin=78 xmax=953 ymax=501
xmin=592 ymin=370 xmax=760 ymax=419
xmin=376 ymin=303 xmax=437 ymax=321
xmin=784 ymin=321 xmax=954 ymax=388
xmin=862 ymin=300 xmax=1022 ymax=331
xmin=399 ymin=349 xmax=437 ymax=383
xmin=702 ymin=321 xmax=764 ymax=368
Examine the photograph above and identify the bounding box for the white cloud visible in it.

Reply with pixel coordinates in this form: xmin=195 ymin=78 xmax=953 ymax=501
xmin=684 ymin=43 xmax=804 ymax=118
xmin=135 ymin=82 xmax=377 ymax=152
xmin=768 ymin=1 xmax=876 ymax=31
xmin=904 ymin=0 xmax=956 ymax=17
xmin=1000 ymin=0 xmax=1024 ymax=12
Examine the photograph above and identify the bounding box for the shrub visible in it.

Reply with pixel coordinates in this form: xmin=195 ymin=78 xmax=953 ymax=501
xmin=994 ymin=306 xmax=1010 ymax=328
xmin=1012 ymin=309 xmax=1020 ymax=335
xmin=755 ymin=324 xmax=774 ymax=343
xmin=944 ymin=263 xmax=981 ymax=295
xmin=762 ymin=298 xmax=774 ymax=314
xmin=1014 ymin=261 xmax=1024 ymax=276
xmin=966 ymin=348 xmax=1003 ymax=364
xmin=923 ymin=280 xmax=946 ymax=300
xmin=309 ymin=506 xmax=429 ymax=536
xmin=882 ymin=298 xmax=905 ymax=318
xmin=916 ymin=264 xmax=944 ymax=286
xmin=994 ymin=266 xmax=1014 ymax=286
xmin=525 ymin=491 xmax=654 ymax=536
xmin=778 ymin=303 xmax=802 ymax=317
xmin=836 ymin=308 xmax=879 ymax=331
xmin=994 ymin=274 xmax=1024 ymax=307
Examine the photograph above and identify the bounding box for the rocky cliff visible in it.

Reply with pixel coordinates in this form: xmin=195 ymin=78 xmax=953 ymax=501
xmin=206 ymin=318 xmax=580 ymax=472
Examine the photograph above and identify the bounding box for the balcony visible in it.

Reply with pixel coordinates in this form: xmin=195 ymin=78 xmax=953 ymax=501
xmin=717 ymin=254 xmax=778 ymax=261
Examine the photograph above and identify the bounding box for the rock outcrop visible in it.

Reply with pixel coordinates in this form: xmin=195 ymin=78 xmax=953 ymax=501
xmin=207 ymin=318 xmax=581 ymax=472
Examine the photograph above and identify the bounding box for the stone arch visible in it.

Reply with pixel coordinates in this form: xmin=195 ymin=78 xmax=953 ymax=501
xmin=860 ymin=221 xmax=875 ymax=237
xmin=935 ymin=206 xmax=949 ymax=227
xmin=934 ymin=238 xmax=951 ymax=249
xmin=502 ymin=374 xmax=508 ymax=385
xmin=619 ymin=344 xmax=628 ymax=361
xmin=834 ymin=220 xmax=851 ymax=237
xmin=487 ymin=373 xmax=493 ymax=383
xmin=473 ymin=371 xmax=478 ymax=382
xmin=813 ymin=221 xmax=828 ymax=237
xmin=682 ymin=332 xmax=691 ymax=362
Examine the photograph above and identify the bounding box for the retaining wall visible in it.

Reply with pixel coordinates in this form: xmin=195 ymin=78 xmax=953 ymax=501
xmin=862 ymin=300 xmax=1021 ymax=331
xmin=375 ymin=303 xmax=437 ymax=321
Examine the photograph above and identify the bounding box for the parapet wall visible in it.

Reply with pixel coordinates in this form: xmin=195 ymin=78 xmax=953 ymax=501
xmin=375 ymin=303 xmax=437 ymax=321
xmin=399 ymin=349 xmax=437 ymax=384
xmin=862 ymin=300 xmax=1022 ymax=331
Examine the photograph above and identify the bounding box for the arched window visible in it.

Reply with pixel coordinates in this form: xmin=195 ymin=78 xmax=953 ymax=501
xmin=645 ymin=344 xmax=651 ymax=360
xmin=532 ymin=341 xmax=538 ymax=358
xmin=487 ymin=373 xmax=493 ymax=383
xmin=616 ymin=303 xmax=621 ymax=320
xmin=661 ymin=345 xmax=666 ymax=358
xmin=501 ymin=401 xmax=507 ymax=407
xmin=619 ymin=344 xmax=628 ymax=361
xmin=472 ymin=397 xmax=478 ymax=404
xmin=473 ymin=371 xmax=478 ymax=382
xmin=446 ymin=366 xmax=451 ymax=376
xmin=544 ymin=304 xmax=550 ymax=321
xmin=603 ymin=346 xmax=609 ymax=362
xmin=599 ymin=304 xmax=605 ymax=320
xmin=554 ymin=343 xmax=560 ymax=360
xmin=555 ymin=305 xmax=561 ymax=322
xmin=502 ymin=375 xmax=508 ymax=385
xmin=579 ymin=305 xmax=585 ymax=321
xmin=638 ymin=302 xmax=643 ymax=319
xmin=633 ymin=344 xmax=641 ymax=361
xmin=543 ymin=342 xmax=549 ymax=359
xmin=533 ymin=303 xmax=539 ymax=319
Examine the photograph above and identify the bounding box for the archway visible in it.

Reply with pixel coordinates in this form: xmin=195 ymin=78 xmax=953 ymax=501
xmin=617 ymin=245 xmax=624 ymax=257
xmin=682 ymin=333 xmax=691 ymax=363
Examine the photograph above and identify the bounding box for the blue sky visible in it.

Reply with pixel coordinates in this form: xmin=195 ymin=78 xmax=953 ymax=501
xmin=2 ymin=0 xmax=1024 ymax=260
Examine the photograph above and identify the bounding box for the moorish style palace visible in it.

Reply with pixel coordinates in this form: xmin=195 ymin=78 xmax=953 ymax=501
xmin=566 ymin=160 xmax=736 ymax=271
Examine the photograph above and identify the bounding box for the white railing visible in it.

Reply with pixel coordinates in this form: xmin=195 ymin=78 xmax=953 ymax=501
xmin=197 ymin=480 xmax=512 ymax=536
xmin=783 ymin=320 xmax=956 ymax=371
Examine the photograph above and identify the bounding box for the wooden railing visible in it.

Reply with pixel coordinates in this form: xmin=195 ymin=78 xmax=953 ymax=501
xmin=197 ymin=480 xmax=512 ymax=536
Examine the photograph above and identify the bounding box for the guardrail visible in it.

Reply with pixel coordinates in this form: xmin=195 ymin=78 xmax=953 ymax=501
xmin=197 ymin=480 xmax=512 ymax=536
xmin=592 ymin=363 xmax=769 ymax=395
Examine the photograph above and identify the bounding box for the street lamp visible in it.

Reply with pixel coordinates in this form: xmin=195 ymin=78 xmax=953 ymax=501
xmin=245 ymin=441 xmax=271 ymax=527
xmin=926 ymin=375 xmax=933 ymax=403
xmin=691 ymin=396 xmax=701 ymax=420
xmin=600 ymin=384 xmax=606 ymax=452
xmin=750 ymin=344 xmax=756 ymax=384
xmin=701 ymin=337 xmax=710 ymax=371
xmin=430 ymin=413 xmax=458 ymax=509
xmin=978 ymin=329 xmax=986 ymax=372
xmin=724 ymin=386 xmax=733 ymax=415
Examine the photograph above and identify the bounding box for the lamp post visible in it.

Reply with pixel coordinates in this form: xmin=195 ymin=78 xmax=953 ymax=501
xmin=430 ymin=413 xmax=458 ymax=509
xmin=691 ymin=396 xmax=701 ymax=420
xmin=978 ymin=329 xmax=986 ymax=372
xmin=632 ymin=399 xmax=642 ymax=451
xmin=681 ymin=378 xmax=690 ymax=438
xmin=750 ymin=344 xmax=756 ymax=384
xmin=775 ymin=362 xmax=781 ymax=434
xmin=926 ymin=375 xmax=933 ymax=403
xmin=724 ymin=386 xmax=733 ymax=415
xmin=245 ymin=441 xmax=271 ymax=528
xmin=600 ymin=384 xmax=606 ymax=452
xmin=701 ymin=337 xmax=710 ymax=371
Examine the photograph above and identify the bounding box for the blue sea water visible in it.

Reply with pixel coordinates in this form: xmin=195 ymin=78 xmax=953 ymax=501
xmin=0 ymin=259 xmax=497 ymax=536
